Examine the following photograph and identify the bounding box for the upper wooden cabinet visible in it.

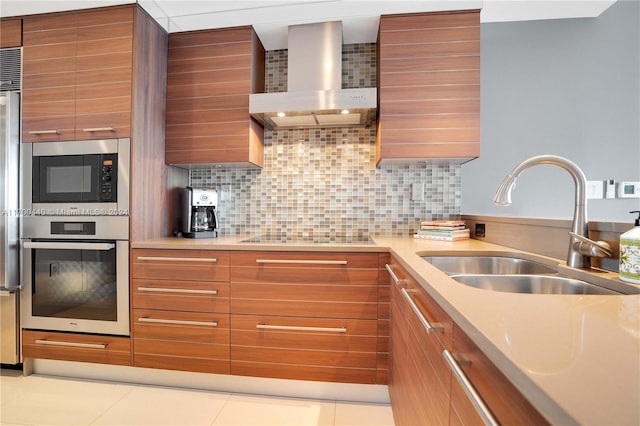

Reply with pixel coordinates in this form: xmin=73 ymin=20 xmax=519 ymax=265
xmin=166 ymin=27 xmax=265 ymax=167
xmin=376 ymin=10 xmax=480 ymax=165
xmin=22 ymin=6 xmax=134 ymax=142
xmin=0 ymin=19 xmax=22 ymax=48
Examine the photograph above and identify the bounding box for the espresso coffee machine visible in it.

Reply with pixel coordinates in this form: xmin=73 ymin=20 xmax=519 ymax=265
xmin=179 ymin=187 xmax=219 ymax=238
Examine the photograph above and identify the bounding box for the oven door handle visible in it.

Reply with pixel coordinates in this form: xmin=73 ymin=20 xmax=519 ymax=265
xmin=23 ymin=241 xmax=116 ymax=251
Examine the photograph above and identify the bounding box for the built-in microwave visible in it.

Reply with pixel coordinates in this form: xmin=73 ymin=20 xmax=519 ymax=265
xmin=22 ymin=139 xmax=129 ymax=216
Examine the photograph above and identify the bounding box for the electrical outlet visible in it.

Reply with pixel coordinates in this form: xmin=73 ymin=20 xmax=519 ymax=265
xmin=411 ymin=183 xmax=424 ymax=201
xmin=586 ymin=181 xmax=604 ymax=199
xmin=475 ymin=223 xmax=486 ymax=238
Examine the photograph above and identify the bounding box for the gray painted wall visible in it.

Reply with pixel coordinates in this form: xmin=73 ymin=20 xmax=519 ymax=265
xmin=462 ymin=0 xmax=640 ymax=223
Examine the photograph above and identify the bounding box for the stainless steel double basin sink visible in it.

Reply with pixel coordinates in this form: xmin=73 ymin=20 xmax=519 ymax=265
xmin=421 ymin=255 xmax=621 ymax=295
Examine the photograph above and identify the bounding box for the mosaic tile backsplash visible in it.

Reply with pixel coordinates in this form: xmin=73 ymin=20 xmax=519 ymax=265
xmin=189 ymin=43 xmax=461 ymax=239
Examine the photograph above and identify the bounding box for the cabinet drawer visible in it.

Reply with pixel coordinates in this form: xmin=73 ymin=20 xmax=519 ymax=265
xmin=232 ymin=251 xmax=379 ymax=269
xmin=449 ymin=324 xmax=549 ymax=425
xmin=22 ymin=330 xmax=131 ymax=366
xmin=133 ymin=309 xmax=229 ymax=342
xmin=133 ymin=309 xmax=230 ymax=374
xmin=391 ymin=284 xmax=451 ymax=425
xmin=231 ymin=314 xmax=377 ymax=383
xmin=232 ymin=314 xmax=377 ymax=353
xmin=387 ymin=260 xmax=453 ymax=349
xmin=390 ymin=305 xmax=438 ymax=425
xmin=132 ymin=250 xmax=229 ymax=281
xmin=230 ymin=282 xmax=377 ymax=319
xmin=132 ymin=279 xmax=229 ymax=313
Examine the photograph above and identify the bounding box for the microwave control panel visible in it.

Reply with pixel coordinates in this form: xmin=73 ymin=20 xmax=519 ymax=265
xmin=100 ymin=156 xmax=117 ymax=201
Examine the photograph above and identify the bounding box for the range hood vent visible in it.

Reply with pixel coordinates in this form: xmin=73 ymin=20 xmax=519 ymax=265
xmin=250 ymin=21 xmax=377 ymax=129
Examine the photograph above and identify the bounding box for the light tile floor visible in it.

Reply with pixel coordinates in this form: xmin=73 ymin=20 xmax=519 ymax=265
xmin=0 ymin=369 xmax=395 ymax=426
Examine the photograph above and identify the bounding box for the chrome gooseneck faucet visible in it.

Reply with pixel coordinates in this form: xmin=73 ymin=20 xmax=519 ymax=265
xmin=493 ymin=155 xmax=613 ymax=269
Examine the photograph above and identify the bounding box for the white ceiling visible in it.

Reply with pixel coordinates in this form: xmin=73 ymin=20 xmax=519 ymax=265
xmin=0 ymin=0 xmax=617 ymax=50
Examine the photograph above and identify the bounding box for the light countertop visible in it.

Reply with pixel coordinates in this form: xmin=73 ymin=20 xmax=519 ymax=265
xmin=132 ymin=235 xmax=640 ymax=425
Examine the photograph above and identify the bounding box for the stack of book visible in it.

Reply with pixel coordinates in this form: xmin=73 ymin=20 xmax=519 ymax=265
xmin=414 ymin=220 xmax=470 ymax=241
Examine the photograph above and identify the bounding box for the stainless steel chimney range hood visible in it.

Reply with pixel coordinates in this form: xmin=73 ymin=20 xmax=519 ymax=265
xmin=250 ymin=21 xmax=377 ymax=129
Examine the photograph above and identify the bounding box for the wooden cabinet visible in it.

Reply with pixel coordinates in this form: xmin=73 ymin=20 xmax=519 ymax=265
xmin=0 ymin=18 xmax=22 ymax=48
xmin=22 ymin=6 xmax=135 ymax=142
xmin=130 ymin=249 xmax=231 ymax=374
xmin=20 ymin=4 xmax=170 ymax=242
xmin=376 ymin=253 xmax=391 ymax=384
xmin=376 ymin=10 xmax=480 ymax=164
xmin=166 ymin=27 xmax=265 ymax=166
xmin=388 ymin=256 xmax=549 ymax=425
xmin=22 ymin=330 xmax=131 ymax=366
xmin=449 ymin=323 xmax=550 ymax=426
xmin=387 ymin=259 xmax=453 ymax=425
xmin=230 ymin=251 xmax=381 ymax=384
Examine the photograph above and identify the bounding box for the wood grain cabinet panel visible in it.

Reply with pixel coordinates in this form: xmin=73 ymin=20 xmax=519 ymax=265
xmin=130 ymin=249 xmax=231 ymax=374
xmin=231 ymin=314 xmax=377 ymax=384
xmin=132 ymin=280 xmax=230 ymax=313
xmin=132 ymin=309 xmax=230 ymax=374
xmin=230 ymin=251 xmax=383 ymax=384
xmin=22 ymin=330 xmax=131 ymax=366
xmin=131 ymin=249 xmax=230 ymax=282
xmin=388 ymin=259 xmax=452 ymax=426
xmin=376 ymin=10 xmax=480 ymax=164
xmin=449 ymin=324 xmax=550 ymax=425
xmin=0 ymin=18 xmax=22 ymax=48
xmin=166 ymin=26 xmax=265 ymax=166
xmin=388 ymin=256 xmax=550 ymax=426
xmin=376 ymin=253 xmax=391 ymax=384
xmin=22 ymin=6 xmax=134 ymax=142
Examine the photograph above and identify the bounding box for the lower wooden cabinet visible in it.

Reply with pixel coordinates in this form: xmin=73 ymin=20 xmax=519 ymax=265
xmin=132 ymin=309 xmax=230 ymax=374
xmin=388 ymin=257 xmax=549 ymax=425
xmin=231 ymin=314 xmax=378 ymax=384
xmin=388 ymin=261 xmax=452 ymax=425
xmin=230 ymin=251 xmax=383 ymax=384
xmin=130 ymin=249 xmax=231 ymax=374
xmin=449 ymin=324 xmax=550 ymax=425
xmin=22 ymin=330 xmax=131 ymax=366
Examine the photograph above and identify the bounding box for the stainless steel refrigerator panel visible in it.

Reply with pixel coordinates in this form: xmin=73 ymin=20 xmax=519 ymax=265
xmin=1 ymin=92 xmax=20 ymax=291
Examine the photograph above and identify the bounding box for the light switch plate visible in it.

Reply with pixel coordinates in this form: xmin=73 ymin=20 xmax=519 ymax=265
xmin=586 ymin=180 xmax=604 ymax=199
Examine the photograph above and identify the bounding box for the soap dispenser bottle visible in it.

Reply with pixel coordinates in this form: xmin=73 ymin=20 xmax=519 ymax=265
xmin=620 ymin=210 xmax=640 ymax=283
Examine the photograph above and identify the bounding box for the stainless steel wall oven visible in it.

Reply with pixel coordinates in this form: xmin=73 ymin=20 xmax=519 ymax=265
xmin=21 ymin=216 xmax=129 ymax=335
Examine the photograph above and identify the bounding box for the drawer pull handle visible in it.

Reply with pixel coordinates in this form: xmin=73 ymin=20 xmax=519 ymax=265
xmin=385 ymin=264 xmax=406 ymax=285
xmin=29 ymin=130 xmax=61 ymax=135
xmin=137 ymin=287 xmax=218 ymax=295
xmin=256 ymin=324 xmax=347 ymax=333
xmin=139 ymin=317 xmax=218 ymax=327
xmin=255 ymin=259 xmax=347 ymax=265
xmin=82 ymin=127 xmax=115 ymax=132
xmin=400 ymin=288 xmax=443 ymax=333
xmin=136 ymin=256 xmax=217 ymax=263
xmin=34 ymin=339 xmax=107 ymax=349
xmin=444 ymin=349 xmax=498 ymax=426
